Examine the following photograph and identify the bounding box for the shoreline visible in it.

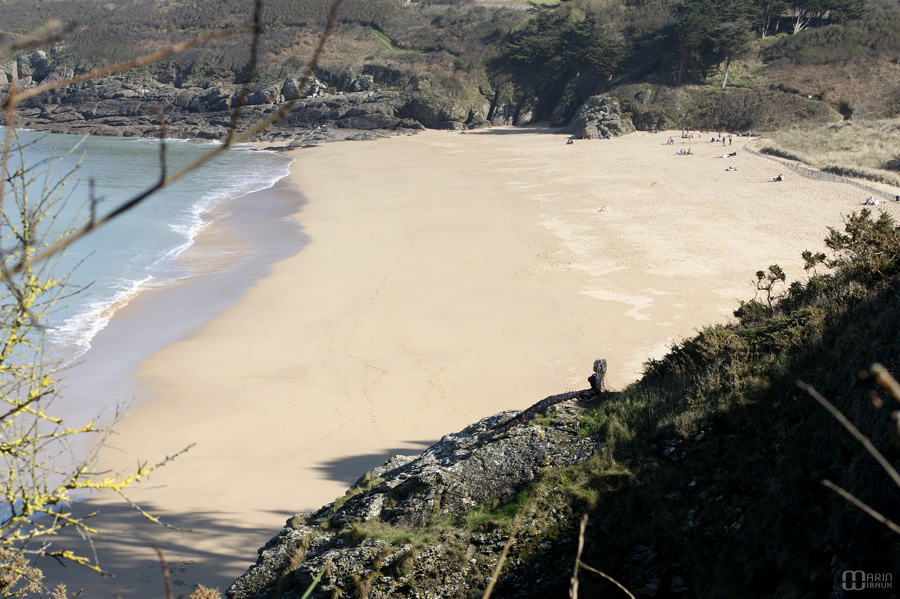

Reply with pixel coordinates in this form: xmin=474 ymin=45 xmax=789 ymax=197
xmin=41 ymin=169 xmax=310 ymax=595
xmin=42 ymin=127 xmax=900 ymax=596
xmin=56 ymin=176 xmax=307 ymax=428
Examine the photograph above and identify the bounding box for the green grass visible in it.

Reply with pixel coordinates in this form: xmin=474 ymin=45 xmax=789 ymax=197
xmin=760 ymin=118 xmax=900 ymax=187
xmin=332 ymin=474 xmax=385 ymax=512
xmin=371 ymin=28 xmax=402 ymax=52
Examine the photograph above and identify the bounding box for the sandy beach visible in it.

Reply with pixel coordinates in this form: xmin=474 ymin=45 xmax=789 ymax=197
xmin=42 ymin=127 xmax=900 ymax=596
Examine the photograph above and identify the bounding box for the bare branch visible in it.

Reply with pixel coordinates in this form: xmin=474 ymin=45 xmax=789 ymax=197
xmin=822 ymin=479 xmax=900 ymax=536
xmin=571 ymin=513 xmax=636 ymax=599
xmin=482 ymin=494 xmax=532 ymax=599
xmin=152 ymin=544 xmax=174 ymax=599
xmin=798 ymin=380 xmax=900 ymax=492
xmin=570 ymin=514 xmax=586 ymax=599
xmin=577 ymin=561 xmax=637 ymax=599
xmin=226 ymin=0 xmax=264 ymax=145
xmin=869 ymin=363 xmax=900 ymax=406
xmin=0 ymin=20 xmax=77 ymax=60
xmin=481 ymin=520 xmax=522 ymax=599
xmin=5 ymin=28 xmax=249 ymax=108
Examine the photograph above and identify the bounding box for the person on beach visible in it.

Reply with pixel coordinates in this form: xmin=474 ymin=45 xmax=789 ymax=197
xmin=773 ymin=173 xmax=785 ymax=182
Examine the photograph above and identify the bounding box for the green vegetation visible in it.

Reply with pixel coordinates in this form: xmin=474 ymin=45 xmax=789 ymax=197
xmin=332 ymin=474 xmax=386 ymax=512
xmin=4 ymin=0 xmax=900 ymax=129
xmin=370 ymin=29 xmax=401 ymax=52
xmin=489 ymin=6 xmax=625 ymax=120
xmin=761 ymin=119 xmax=900 ymax=186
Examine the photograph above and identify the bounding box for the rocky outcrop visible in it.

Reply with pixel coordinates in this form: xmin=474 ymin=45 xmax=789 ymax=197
xmin=564 ymin=96 xmax=635 ymax=139
xmin=2 ymin=50 xmax=541 ymax=142
xmin=8 ymin=72 xmax=433 ymax=143
xmin=227 ymin=402 xmax=602 ymax=599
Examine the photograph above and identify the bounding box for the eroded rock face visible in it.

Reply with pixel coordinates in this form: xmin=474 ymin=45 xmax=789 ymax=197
xmin=3 ymin=51 xmax=535 ymax=142
xmin=10 ymin=73 xmax=426 ymax=143
xmin=564 ymin=96 xmax=635 ymax=139
xmin=227 ymin=403 xmax=601 ymax=599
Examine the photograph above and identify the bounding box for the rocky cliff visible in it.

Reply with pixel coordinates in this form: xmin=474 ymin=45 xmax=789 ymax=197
xmin=3 ymin=51 xmax=641 ymax=145
xmin=226 ymin=399 xmax=603 ymax=599
xmin=3 ymin=51 xmax=551 ymax=145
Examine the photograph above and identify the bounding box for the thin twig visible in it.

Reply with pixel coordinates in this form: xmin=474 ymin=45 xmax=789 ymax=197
xmin=151 ymin=544 xmax=174 ymax=599
xmin=0 ymin=20 xmax=77 ymax=59
xmin=577 ymin=562 xmax=637 ymax=599
xmin=481 ymin=524 xmax=521 ymax=599
xmin=822 ymin=479 xmax=900 ymax=535
xmin=5 ymin=28 xmax=248 ymax=107
xmin=798 ymin=380 xmax=900 ymax=491
xmin=88 ymin=178 xmax=97 ymax=227
xmin=152 ymin=106 xmax=168 ymax=185
xmin=300 ymin=568 xmax=327 ymax=599
xmin=482 ymin=498 xmax=532 ymax=599
xmin=226 ymin=0 xmax=264 ymax=145
xmin=570 ymin=514 xmax=587 ymax=599
xmin=870 ymin=363 xmax=900 ymax=406
xmin=572 ymin=513 xmax=636 ymax=599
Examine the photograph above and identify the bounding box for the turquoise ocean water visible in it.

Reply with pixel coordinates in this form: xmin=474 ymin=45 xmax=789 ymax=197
xmin=3 ymin=130 xmax=294 ymax=363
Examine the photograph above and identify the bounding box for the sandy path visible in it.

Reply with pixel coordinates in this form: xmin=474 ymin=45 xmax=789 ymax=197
xmin=41 ymin=128 xmax=900 ymax=596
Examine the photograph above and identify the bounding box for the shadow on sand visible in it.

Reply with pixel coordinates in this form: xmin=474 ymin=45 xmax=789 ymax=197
xmin=313 ymin=439 xmax=436 ymax=487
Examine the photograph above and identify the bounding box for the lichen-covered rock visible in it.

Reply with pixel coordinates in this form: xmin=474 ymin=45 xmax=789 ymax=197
xmin=281 ymin=75 xmax=327 ymax=101
xmin=564 ymin=96 xmax=635 ymax=139
xmin=227 ymin=402 xmax=601 ymax=599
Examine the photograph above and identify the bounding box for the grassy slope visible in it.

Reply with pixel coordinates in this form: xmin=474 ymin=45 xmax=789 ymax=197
xmin=484 ymin=211 xmax=900 ymax=597
xmin=759 ymin=119 xmax=900 ymax=187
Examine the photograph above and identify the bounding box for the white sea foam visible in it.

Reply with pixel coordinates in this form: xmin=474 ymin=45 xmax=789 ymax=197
xmin=51 ymin=275 xmax=156 ymax=357
xmin=51 ymin=148 xmax=294 ymax=358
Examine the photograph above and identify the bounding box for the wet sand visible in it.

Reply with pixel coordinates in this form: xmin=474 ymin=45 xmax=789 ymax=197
xmin=42 ymin=128 xmax=900 ymax=596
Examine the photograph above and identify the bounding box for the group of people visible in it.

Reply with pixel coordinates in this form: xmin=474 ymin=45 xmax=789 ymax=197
xmin=677 ymin=147 xmax=693 ymax=155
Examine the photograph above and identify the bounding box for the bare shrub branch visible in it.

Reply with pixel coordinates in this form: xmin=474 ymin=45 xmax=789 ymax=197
xmin=798 ymin=380 xmax=900 ymax=491
xmin=821 ymin=479 xmax=900 ymax=535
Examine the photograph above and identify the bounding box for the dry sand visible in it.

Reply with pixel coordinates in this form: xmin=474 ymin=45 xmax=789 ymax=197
xmin=41 ymin=128 xmax=900 ymax=596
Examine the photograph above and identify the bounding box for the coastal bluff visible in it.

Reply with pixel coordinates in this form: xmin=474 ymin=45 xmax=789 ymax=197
xmin=3 ymin=51 xmax=639 ymax=144
xmin=226 ymin=401 xmax=603 ymax=599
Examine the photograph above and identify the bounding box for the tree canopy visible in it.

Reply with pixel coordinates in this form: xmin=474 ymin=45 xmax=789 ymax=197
xmin=490 ymin=7 xmax=624 ymax=118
